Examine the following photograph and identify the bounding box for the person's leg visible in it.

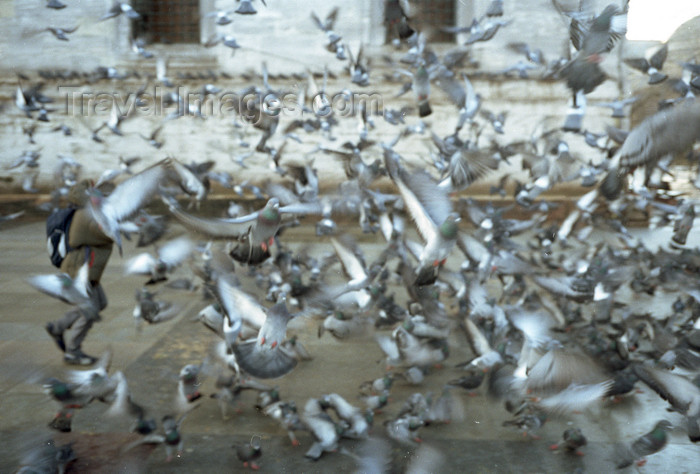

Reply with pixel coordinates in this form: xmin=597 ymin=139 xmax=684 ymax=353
xmin=45 ymin=308 xmax=81 ymax=352
xmin=63 ymin=312 xmax=97 ymax=365
xmin=92 ymin=282 xmax=108 ymax=311
xmin=64 ymin=312 xmax=95 ymax=351
xmin=63 ymin=284 xmax=105 ymax=365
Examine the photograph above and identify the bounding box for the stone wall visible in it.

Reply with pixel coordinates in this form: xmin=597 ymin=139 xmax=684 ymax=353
xmin=0 ymin=0 xmax=697 ymax=198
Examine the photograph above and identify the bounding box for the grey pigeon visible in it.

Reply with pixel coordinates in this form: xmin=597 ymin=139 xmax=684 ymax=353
xmin=616 ymin=420 xmax=672 ymax=469
xmin=235 ymin=437 xmax=262 ymax=469
xmin=232 ymin=300 xmax=298 ymax=379
xmin=167 ymin=197 xmax=322 ymax=265
xmin=235 ymin=0 xmax=265 ymax=15
xmin=100 ymin=1 xmax=140 ymax=21
xmin=624 ymin=43 xmax=668 ymax=85
xmin=600 ymin=99 xmax=700 ymax=199
xmin=634 ymin=365 xmax=700 ymax=442
xmin=46 ymin=0 xmax=66 ymax=9
xmin=125 ymin=236 xmax=193 ymax=284
xmin=384 ymin=148 xmax=459 ymax=285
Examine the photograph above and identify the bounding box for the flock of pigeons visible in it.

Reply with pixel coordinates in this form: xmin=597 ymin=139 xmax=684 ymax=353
xmin=7 ymin=0 xmax=700 ymax=472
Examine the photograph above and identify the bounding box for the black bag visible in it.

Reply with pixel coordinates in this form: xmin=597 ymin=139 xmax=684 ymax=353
xmin=46 ymin=207 xmax=76 ymax=268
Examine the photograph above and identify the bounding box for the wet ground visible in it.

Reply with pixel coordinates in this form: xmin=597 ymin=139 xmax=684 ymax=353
xmin=0 ymin=217 xmax=698 ymax=473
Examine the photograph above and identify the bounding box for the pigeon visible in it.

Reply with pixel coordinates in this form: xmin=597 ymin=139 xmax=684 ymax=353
xmin=633 ymin=365 xmax=700 ymax=442
xmin=566 ymin=3 xmax=627 ymax=60
xmin=384 ymin=148 xmax=460 ymax=285
xmin=132 ymin=287 xmax=180 ymax=328
xmin=481 ymin=109 xmax=507 ymax=134
xmin=463 ymin=17 xmax=511 ymax=45
xmin=100 ymin=1 xmax=140 ymax=21
xmin=125 ymin=236 xmax=194 ymax=284
xmin=28 ymin=263 xmax=95 ymax=314
xmin=397 ymin=64 xmax=432 ymax=117
xmin=624 ymin=43 xmax=668 ymax=85
xmin=671 ymin=201 xmax=695 ymax=248
xmin=616 ymin=420 xmax=672 ymax=469
xmin=385 ymin=415 xmax=424 ymax=445
xmin=347 ymin=43 xmax=370 ymax=86
xmin=140 ymin=124 xmax=164 ymax=149
xmin=549 ymin=428 xmax=587 ymax=455
xmin=44 ymin=350 xmax=122 ymax=431
xmin=0 ymin=210 xmax=24 ymax=229
xmin=594 ymin=97 xmax=637 ymax=118
xmin=128 ymin=211 xmax=167 ymax=248
xmin=508 ymin=42 xmax=545 ymax=66
xmin=263 ymin=399 xmax=305 ymax=446
xmin=302 ymin=398 xmax=341 ymax=460
xmin=86 ymin=158 xmax=189 ymax=256
xmin=235 ymin=0 xmax=265 ymax=15
xmin=131 ymin=37 xmax=154 ymax=58
xmin=376 ymin=326 xmax=449 ymax=369
xmin=235 ymin=437 xmax=262 ymax=469
xmin=15 ymin=438 xmax=75 ymax=473
xmin=310 ymin=7 xmax=346 ymax=60
xmin=320 ymin=393 xmax=372 ymax=439
xmin=600 ymin=99 xmax=700 ymax=199
xmin=502 ymin=410 xmax=548 ymax=438
xmin=448 ymin=371 xmax=485 ymax=395
xmin=44 ymin=377 xmax=94 ymax=431
xmin=384 ymin=0 xmax=415 ymax=42
xmin=558 ymin=3 xmax=626 ymax=97
xmin=123 ymin=409 xmax=198 ymax=462
xmin=207 ymin=9 xmax=234 ymax=25
xmin=360 ymin=374 xmax=395 ymax=395
xmin=46 ymin=0 xmax=67 ymax=9
xmin=175 ymin=362 xmax=205 ymax=414
xmin=45 ymin=26 xmax=79 ymax=41
xmin=484 ymin=0 xmax=504 ymax=17
xmin=166 ymin=197 xmax=321 ymax=265
xmin=231 ymin=300 xmax=298 ymax=379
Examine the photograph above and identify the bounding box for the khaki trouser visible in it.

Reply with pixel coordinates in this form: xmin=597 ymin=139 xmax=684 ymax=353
xmin=52 ymin=208 xmax=113 ymax=352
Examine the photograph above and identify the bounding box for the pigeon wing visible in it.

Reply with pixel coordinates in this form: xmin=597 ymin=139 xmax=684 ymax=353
xmin=233 ymin=340 xmax=298 ymax=379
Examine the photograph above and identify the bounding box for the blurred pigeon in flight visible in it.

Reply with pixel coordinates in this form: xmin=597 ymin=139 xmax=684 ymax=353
xmin=624 ymin=43 xmax=668 ymax=85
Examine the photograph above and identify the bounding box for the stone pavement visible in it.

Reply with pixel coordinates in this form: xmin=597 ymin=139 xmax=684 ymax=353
xmin=0 ymin=217 xmax=698 ymax=473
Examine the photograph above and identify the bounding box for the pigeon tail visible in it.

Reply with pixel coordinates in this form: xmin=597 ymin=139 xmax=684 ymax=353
xmin=600 ymin=168 xmax=624 ymax=200
xmin=418 ymin=101 xmax=432 ymax=118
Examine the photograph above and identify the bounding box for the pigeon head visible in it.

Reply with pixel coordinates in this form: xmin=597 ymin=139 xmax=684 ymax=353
xmin=86 ymin=186 xmax=106 ymax=207
xmin=261 ymin=198 xmax=280 ymax=223
xmin=439 ymin=214 xmax=460 ymax=239
xmin=652 ymin=420 xmax=672 ymax=438
xmin=408 ymin=418 xmax=423 ymax=430
xmin=165 ymin=428 xmax=181 ymax=445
